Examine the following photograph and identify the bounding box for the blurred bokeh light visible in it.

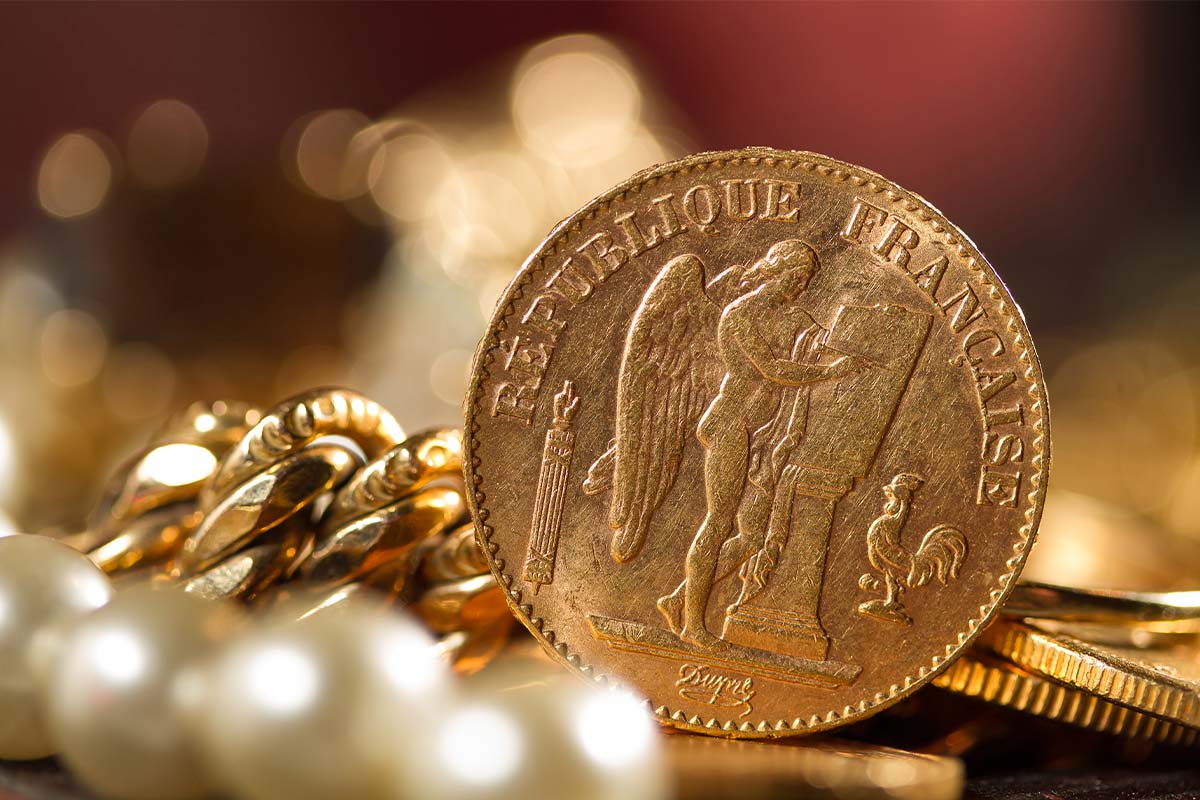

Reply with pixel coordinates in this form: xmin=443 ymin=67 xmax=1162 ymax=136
xmin=37 ymin=132 xmax=114 ymax=219
xmin=0 ymin=2 xmax=1197 ymax=555
xmin=126 ymin=99 xmax=209 ymax=189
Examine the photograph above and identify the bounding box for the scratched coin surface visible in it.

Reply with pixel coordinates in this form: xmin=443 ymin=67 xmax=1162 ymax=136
xmin=465 ymin=148 xmax=1049 ymax=737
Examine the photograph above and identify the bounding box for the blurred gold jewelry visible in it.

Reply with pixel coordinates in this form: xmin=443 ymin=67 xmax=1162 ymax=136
xmin=982 ymin=619 xmax=1200 ymax=729
xmin=90 ymin=400 xmax=260 ymax=530
xmin=60 ymin=400 xmax=259 ymax=555
xmin=934 ymin=651 xmax=1200 ymax=746
xmin=1007 ymin=581 xmax=1200 ymax=631
xmin=662 ymin=735 xmax=963 ymax=800
xmin=181 ymin=522 xmax=311 ymax=601
xmin=255 ymin=577 xmax=507 ymax=674
xmin=420 ymin=522 xmax=489 ymax=583
xmin=320 ymin=427 xmax=463 ymax=531
xmin=251 ymin=580 xmax=384 ymax=620
xmin=434 ymin=616 xmax=514 ymax=676
xmin=477 ymin=634 xmax=567 ymax=684
xmin=300 ymin=428 xmax=463 ymax=588
xmin=87 ymin=504 xmax=201 ymax=574
xmin=416 ymin=572 xmax=507 ymax=634
xmin=37 ymin=382 xmax=510 ymax=680
xmin=179 ymin=443 xmax=363 ymax=573
xmin=302 ymin=486 xmax=466 ymax=586
xmin=199 ymin=388 xmax=403 ymax=511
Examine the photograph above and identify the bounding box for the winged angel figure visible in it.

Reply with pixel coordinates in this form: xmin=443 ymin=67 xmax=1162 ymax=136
xmin=582 ymin=239 xmax=871 ymax=648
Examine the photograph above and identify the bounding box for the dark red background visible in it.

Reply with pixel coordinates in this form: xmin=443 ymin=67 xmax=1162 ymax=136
xmin=0 ymin=1 xmax=1196 ymax=332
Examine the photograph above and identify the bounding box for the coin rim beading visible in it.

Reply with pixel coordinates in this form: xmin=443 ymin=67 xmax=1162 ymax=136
xmin=465 ymin=148 xmax=1050 ymax=736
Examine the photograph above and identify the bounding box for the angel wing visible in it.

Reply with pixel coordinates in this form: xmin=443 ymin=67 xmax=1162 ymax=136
xmin=582 ymin=253 xmax=729 ymax=563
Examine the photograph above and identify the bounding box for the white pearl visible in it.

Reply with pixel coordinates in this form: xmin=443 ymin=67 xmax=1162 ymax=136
xmin=188 ymin=603 xmax=449 ymax=800
xmin=400 ymin=674 xmax=666 ymax=800
xmin=41 ymin=586 xmax=241 ymax=799
xmin=0 ymin=534 xmax=113 ymax=760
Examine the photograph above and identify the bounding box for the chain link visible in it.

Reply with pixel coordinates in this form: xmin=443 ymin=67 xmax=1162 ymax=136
xmin=62 ymin=389 xmax=503 ymax=671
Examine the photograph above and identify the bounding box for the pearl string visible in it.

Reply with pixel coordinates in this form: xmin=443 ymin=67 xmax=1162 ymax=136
xmin=0 ymin=538 xmax=665 ymax=800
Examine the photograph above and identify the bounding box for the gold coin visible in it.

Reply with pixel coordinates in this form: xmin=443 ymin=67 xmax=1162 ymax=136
xmin=981 ymin=619 xmax=1200 ymax=729
xmin=934 ymin=651 xmax=1200 ymax=746
xmin=1007 ymin=581 xmax=1200 ymax=632
xmin=1009 ymin=489 xmax=1200 ymax=632
xmin=663 ymin=735 xmax=963 ymax=800
xmin=465 ymin=148 xmax=1049 ymax=736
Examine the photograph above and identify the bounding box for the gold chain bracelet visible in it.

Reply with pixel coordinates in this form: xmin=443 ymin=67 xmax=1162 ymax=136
xmin=54 ymin=389 xmax=504 ymax=673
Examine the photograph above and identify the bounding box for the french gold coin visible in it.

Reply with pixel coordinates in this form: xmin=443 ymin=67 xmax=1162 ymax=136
xmin=981 ymin=619 xmax=1200 ymax=730
xmin=933 ymin=651 xmax=1200 ymax=746
xmin=465 ymin=148 xmax=1049 ymax=736
xmin=663 ymin=735 xmax=964 ymax=800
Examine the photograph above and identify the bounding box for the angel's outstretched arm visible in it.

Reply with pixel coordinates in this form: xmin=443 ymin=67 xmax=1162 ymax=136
xmin=734 ymin=321 xmax=864 ymax=386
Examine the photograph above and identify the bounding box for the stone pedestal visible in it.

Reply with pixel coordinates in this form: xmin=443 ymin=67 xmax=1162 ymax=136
xmin=722 ymin=466 xmax=852 ymax=660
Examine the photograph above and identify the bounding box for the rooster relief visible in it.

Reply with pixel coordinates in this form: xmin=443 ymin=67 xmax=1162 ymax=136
xmin=857 ymin=473 xmax=968 ymax=625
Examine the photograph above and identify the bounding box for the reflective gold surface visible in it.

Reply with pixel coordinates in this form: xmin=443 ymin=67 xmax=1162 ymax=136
xmin=87 ymin=504 xmax=201 ymax=574
xmin=180 ymin=443 xmax=363 ymax=573
xmin=981 ymin=619 xmax=1200 ymax=730
xmin=1007 ymin=582 xmax=1200 ymax=629
xmin=435 ymin=617 xmax=515 ymax=677
xmin=420 ymin=522 xmax=490 ymax=583
xmin=91 ymin=401 xmax=259 ymax=527
xmin=417 ymin=572 xmax=508 ymax=634
xmin=303 ymin=485 xmax=465 ymax=586
xmin=320 ymin=427 xmax=463 ymax=531
xmin=46 ymin=385 xmax=511 ymax=677
xmin=466 ymin=148 xmax=1048 ymax=737
xmin=934 ymin=651 xmax=1200 ymax=746
xmin=251 ymin=580 xmax=384 ymax=621
xmin=199 ymin=389 xmax=403 ymax=510
xmin=63 ymin=401 xmax=259 ymax=557
xmin=663 ymin=735 xmax=963 ymax=800
xmin=181 ymin=523 xmax=311 ymax=601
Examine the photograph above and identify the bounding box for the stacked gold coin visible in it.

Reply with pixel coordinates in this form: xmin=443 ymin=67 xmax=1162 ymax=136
xmin=933 ymin=489 xmax=1200 ymax=746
